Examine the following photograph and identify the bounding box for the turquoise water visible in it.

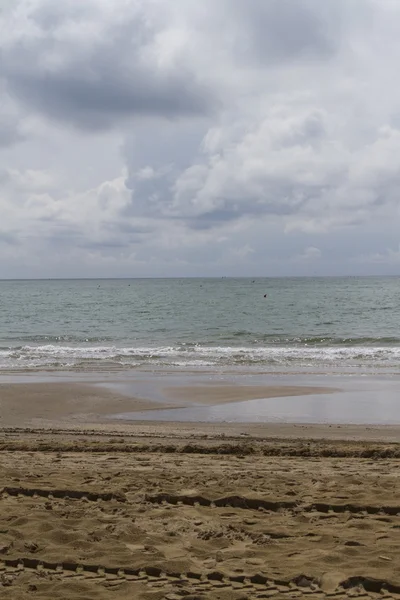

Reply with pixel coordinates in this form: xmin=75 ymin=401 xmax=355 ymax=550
xmin=1 ymin=277 xmax=400 ymax=372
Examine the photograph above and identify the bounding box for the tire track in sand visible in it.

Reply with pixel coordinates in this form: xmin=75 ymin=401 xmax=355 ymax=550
xmin=146 ymin=492 xmax=400 ymax=516
xmin=1 ymin=486 xmax=126 ymax=503
xmin=1 ymin=557 xmax=400 ymax=598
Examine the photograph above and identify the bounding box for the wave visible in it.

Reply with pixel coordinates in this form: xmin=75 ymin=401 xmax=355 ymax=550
xmin=224 ymin=333 xmax=400 ymax=346
xmin=1 ymin=342 xmax=400 ymax=370
xmin=2 ymin=334 xmax=115 ymax=344
xmin=2 ymin=333 xmax=400 ymax=347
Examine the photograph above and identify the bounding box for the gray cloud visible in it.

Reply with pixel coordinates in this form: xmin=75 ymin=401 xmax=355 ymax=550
xmin=0 ymin=91 xmax=28 ymax=148
xmin=0 ymin=231 xmax=18 ymax=245
xmin=0 ymin=119 xmax=23 ymax=147
xmin=2 ymin=2 xmax=215 ymax=131
xmin=223 ymin=0 xmax=340 ymax=65
xmin=1 ymin=0 xmax=345 ymax=133
xmin=124 ymin=107 xmax=342 ymax=229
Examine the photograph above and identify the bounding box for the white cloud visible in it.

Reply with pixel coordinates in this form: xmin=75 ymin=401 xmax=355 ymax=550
xmin=355 ymin=245 xmax=400 ymax=265
xmin=295 ymin=246 xmax=322 ymax=262
xmin=0 ymin=168 xmax=132 ymax=242
xmin=232 ymin=244 xmax=255 ymax=261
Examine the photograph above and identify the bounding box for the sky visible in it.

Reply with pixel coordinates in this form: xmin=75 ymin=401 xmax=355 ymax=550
xmin=1 ymin=0 xmax=400 ymax=278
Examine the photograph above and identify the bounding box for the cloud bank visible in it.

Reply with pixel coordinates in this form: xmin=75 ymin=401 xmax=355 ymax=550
xmin=1 ymin=0 xmax=400 ymax=276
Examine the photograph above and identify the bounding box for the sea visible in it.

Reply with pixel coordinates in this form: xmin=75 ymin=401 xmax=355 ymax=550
xmin=1 ymin=276 xmax=400 ymax=374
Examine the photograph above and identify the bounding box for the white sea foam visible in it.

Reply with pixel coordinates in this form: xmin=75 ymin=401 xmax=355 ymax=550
xmin=1 ymin=343 xmax=400 ymax=370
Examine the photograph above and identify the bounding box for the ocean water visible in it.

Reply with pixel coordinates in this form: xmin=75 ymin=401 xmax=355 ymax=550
xmin=0 ymin=277 xmax=400 ymax=373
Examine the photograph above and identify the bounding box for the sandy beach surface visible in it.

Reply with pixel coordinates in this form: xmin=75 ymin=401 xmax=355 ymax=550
xmin=0 ymin=381 xmax=338 ymax=428
xmin=0 ymin=379 xmax=400 ymax=599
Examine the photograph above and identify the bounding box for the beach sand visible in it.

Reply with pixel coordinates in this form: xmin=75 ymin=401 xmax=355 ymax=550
xmin=0 ymin=381 xmax=337 ymax=428
xmin=0 ymin=381 xmax=399 ymax=599
xmin=0 ymin=382 xmax=185 ymax=428
xmin=164 ymin=383 xmax=337 ymax=405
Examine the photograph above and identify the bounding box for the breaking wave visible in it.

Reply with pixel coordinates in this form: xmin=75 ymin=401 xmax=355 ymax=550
xmin=1 ymin=341 xmax=400 ymax=371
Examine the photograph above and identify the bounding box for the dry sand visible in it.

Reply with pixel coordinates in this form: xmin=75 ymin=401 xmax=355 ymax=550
xmin=0 ymin=382 xmax=399 ymax=599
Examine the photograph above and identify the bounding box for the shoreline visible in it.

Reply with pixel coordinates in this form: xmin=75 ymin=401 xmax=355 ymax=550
xmin=2 ymin=421 xmax=400 ymax=444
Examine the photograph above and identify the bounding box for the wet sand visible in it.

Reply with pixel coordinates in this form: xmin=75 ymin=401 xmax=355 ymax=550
xmin=164 ymin=383 xmax=337 ymax=404
xmin=0 ymin=378 xmax=400 ymax=599
xmin=0 ymin=382 xmax=181 ymax=428
xmin=2 ymin=370 xmax=400 ymax=426
xmin=0 ymin=381 xmax=337 ymax=428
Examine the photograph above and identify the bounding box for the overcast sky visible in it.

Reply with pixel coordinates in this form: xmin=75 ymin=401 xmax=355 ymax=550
xmin=1 ymin=0 xmax=400 ymax=277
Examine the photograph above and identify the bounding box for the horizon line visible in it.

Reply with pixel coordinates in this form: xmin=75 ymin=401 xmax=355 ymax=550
xmin=1 ymin=274 xmax=400 ymax=281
